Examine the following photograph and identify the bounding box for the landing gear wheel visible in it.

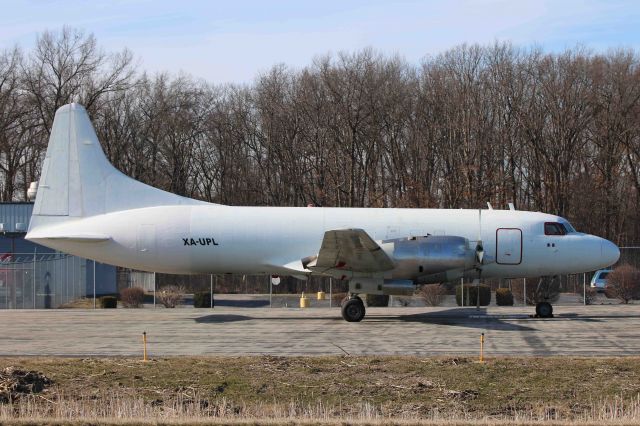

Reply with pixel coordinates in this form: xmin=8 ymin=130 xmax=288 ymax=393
xmin=341 ymin=297 xmax=366 ymax=322
xmin=536 ymin=302 xmax=553 ymax=318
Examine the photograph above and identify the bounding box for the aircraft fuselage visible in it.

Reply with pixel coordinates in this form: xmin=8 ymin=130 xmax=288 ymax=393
xmin=28 ymin=204 xmax=619 ymax=280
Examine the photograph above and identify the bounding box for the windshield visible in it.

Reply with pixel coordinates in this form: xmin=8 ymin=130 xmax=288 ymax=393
xmin=562 ymin=221 xmax=577 ymax=233
xmin=545 ymin=222 xmax=567 ymax=236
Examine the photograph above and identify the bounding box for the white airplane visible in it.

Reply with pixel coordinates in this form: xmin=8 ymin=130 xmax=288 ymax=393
xmin=26 ymin=103 xmax=620 ymax=321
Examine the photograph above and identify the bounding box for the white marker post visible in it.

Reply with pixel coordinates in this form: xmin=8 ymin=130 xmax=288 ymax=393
xmin=270 ymin=275 xmax=280 ymax=308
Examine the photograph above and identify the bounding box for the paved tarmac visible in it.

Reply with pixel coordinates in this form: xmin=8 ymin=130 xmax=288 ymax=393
xmin=2 ymin=304 xmax=640 ymax=357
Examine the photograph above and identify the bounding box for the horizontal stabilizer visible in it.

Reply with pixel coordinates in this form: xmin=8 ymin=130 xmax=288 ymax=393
xmin=33 ymin=233 xmax=111 ymax=243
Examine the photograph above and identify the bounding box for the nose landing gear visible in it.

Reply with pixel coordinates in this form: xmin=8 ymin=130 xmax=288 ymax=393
xmin=341 ymin=295 xmax=366 ymax=322
xmin=532 ymin=276 xmax=557 ymax=318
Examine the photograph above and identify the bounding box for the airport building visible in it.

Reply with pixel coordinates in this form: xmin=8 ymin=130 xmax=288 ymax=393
xmin=0 ymin=202 xmax=116 ymax=309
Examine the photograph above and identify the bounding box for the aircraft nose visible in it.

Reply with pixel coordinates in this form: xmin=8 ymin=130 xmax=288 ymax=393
xmin=600 ymin=238 xmax=620 ymax=267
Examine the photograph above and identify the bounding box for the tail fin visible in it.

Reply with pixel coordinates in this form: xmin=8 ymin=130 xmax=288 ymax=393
xmin=29 ymin=103 xmax=200 ymax=232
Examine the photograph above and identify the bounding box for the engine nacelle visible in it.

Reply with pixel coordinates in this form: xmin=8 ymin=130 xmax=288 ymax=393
xmin=382 ymin=235 xmax=476 ymax=281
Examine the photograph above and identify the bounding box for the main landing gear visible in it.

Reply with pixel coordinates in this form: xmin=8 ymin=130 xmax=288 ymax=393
xmin=535 ymin=301 xmax=553 ymax=318
xmin=341 ymin=295 xmax=366 ymax=322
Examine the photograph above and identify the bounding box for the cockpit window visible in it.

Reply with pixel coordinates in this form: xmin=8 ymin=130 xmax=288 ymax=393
xmin=545 ymin=222 xmax=567 ymax=236
xmin=563 ymin=222 xmax=577 ymax=233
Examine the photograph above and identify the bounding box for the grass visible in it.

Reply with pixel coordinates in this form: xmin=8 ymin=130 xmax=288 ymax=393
xmin=2 ymin=356 xmax=640 ymax=424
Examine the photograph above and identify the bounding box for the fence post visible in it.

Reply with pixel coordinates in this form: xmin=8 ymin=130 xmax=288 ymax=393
xmin=153 ymin=272 xmax=156 ymax=308
xmin=93 ymin=260 xmax=96 ymax=309
xmin=33 ymin=249 xmax=36 ymax=309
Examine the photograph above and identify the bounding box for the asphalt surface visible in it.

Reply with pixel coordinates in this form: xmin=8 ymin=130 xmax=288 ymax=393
xmin=1 ymin=303 xmax=640 ymax=357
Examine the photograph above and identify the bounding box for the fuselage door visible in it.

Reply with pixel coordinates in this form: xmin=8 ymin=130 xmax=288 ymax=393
xmin=496 ymin=228 xmax=522 ymax=265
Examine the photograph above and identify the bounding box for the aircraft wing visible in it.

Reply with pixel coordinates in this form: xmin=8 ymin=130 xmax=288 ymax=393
xmin=305 ymin=229 xmax=394 ymax=273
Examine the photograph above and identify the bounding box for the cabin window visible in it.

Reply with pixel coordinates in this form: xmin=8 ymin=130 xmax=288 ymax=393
xmin=544 ymin=222 xmax=567 ymax=236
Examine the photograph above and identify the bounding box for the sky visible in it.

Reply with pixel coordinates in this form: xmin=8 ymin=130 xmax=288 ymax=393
xmin=1 ymin=0 xmax=639 ymax=84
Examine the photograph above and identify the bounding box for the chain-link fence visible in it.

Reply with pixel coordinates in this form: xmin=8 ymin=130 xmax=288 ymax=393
xmin=0 ymin=253 xmax=115 ymax=309
xmin=0 ymin=248 xmax=636 ymax=309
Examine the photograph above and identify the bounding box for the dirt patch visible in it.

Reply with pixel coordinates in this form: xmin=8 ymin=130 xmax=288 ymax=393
xmin=0 ymin=367 xmax=51 ymax=403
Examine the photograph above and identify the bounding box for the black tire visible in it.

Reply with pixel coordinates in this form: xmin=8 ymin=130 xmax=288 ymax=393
xmin=536 ymin=302 xmax=553 ymax=318
xmin=341 ymin=298 xmax=366 ymax=322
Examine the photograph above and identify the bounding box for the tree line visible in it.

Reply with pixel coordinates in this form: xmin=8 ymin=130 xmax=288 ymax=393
xmin=1 ymin=27 xmax=639 ymax=245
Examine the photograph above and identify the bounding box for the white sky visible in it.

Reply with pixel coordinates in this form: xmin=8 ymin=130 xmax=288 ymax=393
xmin=1 ymin=0 xmax=639 ymax=83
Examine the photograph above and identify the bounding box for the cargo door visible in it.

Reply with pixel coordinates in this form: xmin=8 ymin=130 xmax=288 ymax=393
xmin=496 ymin=228 xmax=522 ymax=265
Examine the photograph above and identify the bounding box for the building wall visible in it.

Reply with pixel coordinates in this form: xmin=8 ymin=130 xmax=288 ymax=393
xmin=0 ymin=203 xmax=117 ymax=309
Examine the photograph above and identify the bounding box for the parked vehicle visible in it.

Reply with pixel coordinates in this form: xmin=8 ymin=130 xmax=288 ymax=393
xmin=590 ymin=269 xmax=612 ymax=292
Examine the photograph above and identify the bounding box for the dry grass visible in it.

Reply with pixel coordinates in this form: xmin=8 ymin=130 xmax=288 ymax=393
xmin=2 ymin=356 xmax=640 ymax=424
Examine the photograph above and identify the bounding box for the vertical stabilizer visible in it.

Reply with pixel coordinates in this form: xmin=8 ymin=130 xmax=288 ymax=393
xmin=29 ymin=103 xmax=202 ymax=233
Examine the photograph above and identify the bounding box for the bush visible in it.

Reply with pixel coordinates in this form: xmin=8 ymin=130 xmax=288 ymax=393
xmin=495 ymin=288 xmax=514 ymax=306
xmin=366 ymin=294 xmax=389 ymax=307
xmin=157 ymin=285 xmax=185 ymax=308
xmin=584 ymin=287 xmax=598 ymax=305
xmin=99 ymin=296 xmax=117 ymax=309
xmin=331 ymin=292 xmax=348 ymax=306
xmin=120 ymin=287 xmax=145 ymax=308
xmin=394 ymin=296 xmax=412 ymax=307
xmin=193 ymin=291 xmax=213 ymax=308
xmin=456 ymin=284 xmax=490 ymax=306
xmin=419 ymin=284 xmax=446 ymax=306
xmin=605 ymin=264 xmax=640 ymax=304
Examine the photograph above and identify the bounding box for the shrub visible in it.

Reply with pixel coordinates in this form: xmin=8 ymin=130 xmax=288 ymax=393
xmin=99 ymin=296 xmax=117 ymax=309
xmin=455 ymin=284 xmax=490 ymax=306
xmin=193 ymin=292 xmax=213 ymax=308
xmin=394 ymin=296 xmax=412 ymax=307
xmin=157 ymin=285 xmax=185 ymax=308
xmin=365 ymin=294 xmax=389 ymax=307
xmin=331 ymin=292 xmax=348 ymax=306
xmin=419 ymin=284 xmax=446 ymax=306
xmin=331 ymin=293 xmax=348 ymax=307
xmin=120 ymin=287 xmax=145 ymax=308
xmin=605 ymin=264 xmax=640 ymax=304
xmin=584 ymin=287 xmax=598 ymax=305
xmin=495 ymin=288 xmax=514 ymax=306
